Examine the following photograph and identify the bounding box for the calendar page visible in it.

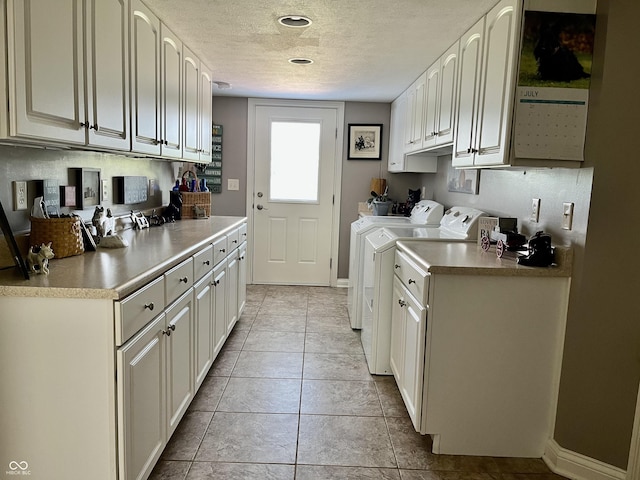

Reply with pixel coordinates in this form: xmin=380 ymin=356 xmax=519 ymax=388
xmin=514 ymin=10 xmax=595 ymax=162
xmin=514 ymin=86 xmax=588 ymax=161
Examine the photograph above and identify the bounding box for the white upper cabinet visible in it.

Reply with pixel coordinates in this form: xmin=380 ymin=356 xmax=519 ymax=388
xmin=130 ymin=0 xmax=161 ymax=155
xmin=433 ymin=41 xmax=459 ymax=147
xmin=388 ymin=91 xmax=407 ymax=172
xmin=199 ymin=63 xmax=213 ymax=163
xmin=422 ymin=61 xmax=440 ymax=149
xmin=7 ymin=0 xmax=87 ymax=144
xmin=452 ymin=16 xmax=485 ymax=167
xmin=85 ymin=0 xmax=130 ymax=150
xmin=182 ymin=46 xmax=200 ymax=161
xmin=453 ymin=0 xmax=520 ymax=167
xmin=404 ymin=72 xmax=426 ymax=154
xmin=160 ymin=24 xmax=183 ymax=159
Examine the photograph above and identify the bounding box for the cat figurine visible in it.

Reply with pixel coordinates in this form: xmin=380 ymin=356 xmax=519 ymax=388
xmin=404 ymin=188 xmax=422 ymax=216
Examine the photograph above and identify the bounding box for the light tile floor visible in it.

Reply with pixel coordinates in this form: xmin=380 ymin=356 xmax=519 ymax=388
xmin=150 ymin=285 xmax=565 ymax=480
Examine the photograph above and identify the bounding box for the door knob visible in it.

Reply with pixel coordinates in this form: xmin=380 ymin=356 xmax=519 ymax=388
xmin=256 ymin=204 xmax=268 ymax=210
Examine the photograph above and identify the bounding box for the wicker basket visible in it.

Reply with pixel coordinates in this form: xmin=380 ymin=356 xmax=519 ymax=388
xmin=29 ymin=216 xmax=85 ymax=258
xmin=180 ymin=192 xmax=211 ymax=218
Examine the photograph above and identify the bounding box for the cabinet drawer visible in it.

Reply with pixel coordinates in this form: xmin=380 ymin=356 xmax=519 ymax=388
xmin=394 ymin=250 xmax=429 ymax=304
xmin=115 ymin=275 xmax=165 ymax=346
xmin=226 ymin=227 xmax=240 ymax=251
xmin=213 ymin=235 xmax=228 ymax=266
xmin=193 ymin=244 xmax=214 ymax=281
xmin=165 ymin=258 xmax=194 ymax=305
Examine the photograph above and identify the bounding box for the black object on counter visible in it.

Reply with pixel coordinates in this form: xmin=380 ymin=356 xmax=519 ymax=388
xmin=518 ymin=231 xmax=555 ymax=267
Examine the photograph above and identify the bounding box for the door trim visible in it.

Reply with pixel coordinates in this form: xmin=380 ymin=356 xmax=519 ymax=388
xmin=246 ymin=98 xmax=345 ymax=287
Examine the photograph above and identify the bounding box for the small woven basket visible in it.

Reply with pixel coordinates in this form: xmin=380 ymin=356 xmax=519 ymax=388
xmin=30 ymin=216 xmax=85 ymax=258
xmin=180 ymin=192 xmax=211 ymax=218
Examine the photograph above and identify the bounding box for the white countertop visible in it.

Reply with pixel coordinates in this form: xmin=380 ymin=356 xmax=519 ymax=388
xmin=396 ymin=240 xmax=572 ymax=277
xmin=0 ymin=216 xmax=246 ymax=300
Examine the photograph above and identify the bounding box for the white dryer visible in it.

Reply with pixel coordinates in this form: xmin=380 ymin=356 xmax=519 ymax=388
xmin=347 ymin=200 xmax=444 ymax=329
xmin=361 ymin=206 xmax=486 ymax=375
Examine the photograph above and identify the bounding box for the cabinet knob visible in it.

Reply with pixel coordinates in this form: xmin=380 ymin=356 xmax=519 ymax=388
xmin=203 ymin=260 xmax=210 ymax=265
xmin=80 ymin=122 xmax=89 ymax=129
xmin=232 ymin=240 xmax=238 ymax=244
xmin=467 ymin=148 xmax=472 ymax=154
xmin=394 ymin=264 xmax=400 ymax=269
xmin=219 ymin=248 xmax=226 ymax=253
xmin=239 ymin=256 xmax=245 ymax=261
xmin=180 ymin=276 xmax=189 ymax=283
xmin=169 ymin=324 xmax=176 ymax=331
xmin=398 ymin=299 xmax=407 ymax=307
xmin=90 ymin=123 xmax=98 ymax=130
xmin=212 ymin=279 xmax=220 ymax=286
xmin=408 ymin=279 xmax=416 ymax=284
xmin=144 ymin=302 xmax=155 ymax=311
xmin=163 ymin=329 xmax=171 ymax=336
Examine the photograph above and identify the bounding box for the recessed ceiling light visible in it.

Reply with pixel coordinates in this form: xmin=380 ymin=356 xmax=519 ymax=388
xmin=288 ymin=58 xmax=313 ymax=65
xmin=212 ymin=81 xmax=232 ymax=89
xmin=278 ymin=15 xmax=312 ymax=28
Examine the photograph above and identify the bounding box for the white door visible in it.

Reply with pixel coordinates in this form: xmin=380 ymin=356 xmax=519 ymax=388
xmin=250 ymin=101 xmax=342 ymax=286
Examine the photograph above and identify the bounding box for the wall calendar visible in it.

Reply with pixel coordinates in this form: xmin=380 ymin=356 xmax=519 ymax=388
xmin=513 ymin=9 xmax=596 ymax=162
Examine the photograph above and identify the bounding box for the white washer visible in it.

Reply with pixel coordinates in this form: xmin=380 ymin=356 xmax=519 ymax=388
xmin=361 ymin=207 xmax=486 ymax=375
xmin=347 ymin=200 xmax=444 ymax=329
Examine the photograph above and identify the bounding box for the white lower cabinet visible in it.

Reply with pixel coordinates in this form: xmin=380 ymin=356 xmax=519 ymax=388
xmin=117 ymin=223 xmax=247 ymax=480
xmin=117 ymin=313 xmax=166 ymax=480
xmin=391 ymin=260 xmax=428 ymax=431
xmin=194 ymin=273 xmax=214 ymax=389
xmin=165 ymin=290 xmax=195 ymax=437
xmin=212 ymin=259 xmax=228 ymax=356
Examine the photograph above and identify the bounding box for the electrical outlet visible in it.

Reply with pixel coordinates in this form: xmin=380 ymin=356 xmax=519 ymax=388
xmin=13 ymin=181 xmax=27 ymax=210
xmin=530 ymin=198 xmax=540 ymax=223
xmin=102 ymin=179 xmax=108 ymax=200
xmin=562 ymin=202 xmax=574 ymax=230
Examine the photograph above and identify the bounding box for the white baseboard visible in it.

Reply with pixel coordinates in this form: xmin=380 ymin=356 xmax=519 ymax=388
xmin=336 ymin=278 xmax=348 ymax=288
xmin=543 ymin=439 xmax=626 ymax=480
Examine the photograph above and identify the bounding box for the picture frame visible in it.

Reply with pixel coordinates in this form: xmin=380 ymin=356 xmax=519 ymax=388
xmin=447 ymin=164 xmax=480 ymax=194
xmin=71 ymin=168 xmax=101 ymax=209
xmin=348 ymin=124 xmax=382 ymax=160
xmin=0 ymin=199 xmax=29 ymax=279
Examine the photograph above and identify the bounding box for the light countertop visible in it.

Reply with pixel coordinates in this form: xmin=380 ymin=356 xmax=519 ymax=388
xmin=396 ymin=240 xmax=572 ymax=277
xmin=0 ymin=216 xmax=246 ymax=300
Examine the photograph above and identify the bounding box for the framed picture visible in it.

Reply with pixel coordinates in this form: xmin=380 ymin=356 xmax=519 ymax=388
xmin=71 ymin=168 xmax=101 ymax=209
xmin=0 ymin=199 xmax=29 ymax=279
xmin=447 ymin=164 xmax=480 ymax=194
xmin=348 ymin=124 xmax=382 ymax=160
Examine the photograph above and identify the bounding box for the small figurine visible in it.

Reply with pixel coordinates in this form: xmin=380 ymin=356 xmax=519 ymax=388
xmin=27 ymin=242 xmax=55 ymax=275
xmin=92 ymin=206 xmax=115 ymax=237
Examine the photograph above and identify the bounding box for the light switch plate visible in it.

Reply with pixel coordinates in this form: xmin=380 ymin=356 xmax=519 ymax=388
xmin=228 ymin=178 xmax=240 ymax=191
xmin=102 ymin=179 xmax=108 ymax=200
xmin=530 ymin=198 xmax=540 ymax=223
xmin=562 ymin=202 xmax=574 ymax=230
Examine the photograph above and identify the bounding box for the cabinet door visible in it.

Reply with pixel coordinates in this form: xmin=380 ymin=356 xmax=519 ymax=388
xmin=165 ymin=290 xmax=194 ymax=437
xmin=182 ymin=46 xmax=200 ymax=161
xmin=402 ymin=287 xmax=427 ymax=431
xmin=117 ymin=314 xmax=166 ymax=480
xmin=436 ymin=41 xmax=459 ymax=145
xmin=212 ymin=260 xmax=227 ymax=356
xmin=237 ymin=242 xmax=247 ymax=316
xmin=130 ymin=0 xmax=161 ymax=155
xmin=160 ymin=23 xmax=182 ymax=158
xmin=226 ymin=251 xmax=239 ymax=335
xmin=390 ymin=277 xmax=406 ymax=380
xmin=452 ymin=17 xmax=484 ymax=167
xmin=9 ymin=0 xmax=86 ymax=143
xmin=474 ymin=0 xmax=519 ymax=167
xmin=388 ymin=92 xmax=406 ymax=172
xmin=194 ymin=274 xmax=213 ymax=390
xmin=199 ymin=62 xmax=213 ymax=162
xmin=85 ymin=0 xmax=130 ymax=150
xmin=422 ymin=62 xmax=440 ymax=148
xmin=404 ymin=73 xmax=426 ymax=153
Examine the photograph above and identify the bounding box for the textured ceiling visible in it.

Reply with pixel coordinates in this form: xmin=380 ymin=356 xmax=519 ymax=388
xmin=143 ymin=0 xmax=499 ymax=102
